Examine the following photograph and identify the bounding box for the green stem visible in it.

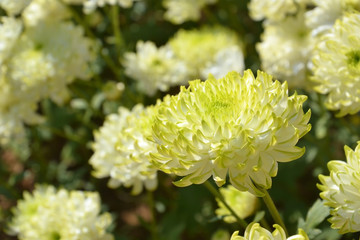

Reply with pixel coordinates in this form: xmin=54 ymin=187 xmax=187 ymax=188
xmin=203 ymin=181 xmax=248 ymax=229
xmin=147 ymin=191 xmax=158 ymax=240
xmin=111 ymin=5 xmax=124 ymax=55
xmin=261 ymin=189 xmax=288 ymax=236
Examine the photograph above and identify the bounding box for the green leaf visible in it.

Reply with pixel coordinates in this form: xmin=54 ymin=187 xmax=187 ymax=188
xmin=298 ymin=199 xmax=330 ymax=238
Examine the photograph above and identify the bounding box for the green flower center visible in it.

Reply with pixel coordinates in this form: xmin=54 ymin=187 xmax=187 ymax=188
xmin=346 ymin=50 xmax=360 ymax=66
xmin=206 ymin=99 xmax=232 ymax=120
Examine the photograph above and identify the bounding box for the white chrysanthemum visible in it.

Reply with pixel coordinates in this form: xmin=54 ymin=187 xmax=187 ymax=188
xmin=311 ymin=12 xmax=360 ymax=116
xmin=0 ymin=0 xmax=31 ymax=15
xmin=257 ymin=11 xmax=312 ymax=88
xmin=201 ymin=46 xmax=244 ymax=79
xmin=169 ymin=26 xmax=244 ymax=79
xmin=0 ymin=16 xmax=94 ymax=145
xmin=90 ymin=104 xmax=159 ymax=195
xmin=150 ymin=70 xmax=311 ymax=196
xmin=123 ymin=41 xmax=189 ymax=96
xmin=215 ymin=185 xmax=259 ymax=223
xmin=9 ymin=20 xmax=94 ymax=104
xmin=248 ymin=0 xmax=306 ymax=22
xmin=318 ymin=142 xmax=360 ymax=233
xmin=0 ymin=17 xmax=22 ymax=65
xmin=22 ymin=0 xmax=70 ymax=26
xmin=163 ymin=0 xmax=217 ymax=24
xmin=305 ymin=0 xmax=360 ymax=36
xmin=231 ymin=223 xmax=309 ymax=240
xmin=8 ymin=185 xmax=114 ymax=240
xmin=83 ymin=0 xmax=136 ymax=14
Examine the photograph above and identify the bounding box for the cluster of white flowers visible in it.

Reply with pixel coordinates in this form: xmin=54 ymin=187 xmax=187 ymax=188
xmin=0 ymin=0 xmax=94 ymax=146
xmin=8 ymin=185 xmax=114 ymax=240
xmin=123 ymin=26 xmax=244 ymax=96
xmin=90 ymin=104 xmax=159 ymax=195
xmin=252 ymin=0 xmax=360 ymax=94
xmin=163 ymin=0 xmax=217 ymax=24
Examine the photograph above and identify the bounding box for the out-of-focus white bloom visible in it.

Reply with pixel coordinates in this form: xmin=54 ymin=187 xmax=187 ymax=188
xmin=90 ymin=104 xmax=159 ymax=195
xmin=305 ymin=0 xmax=360 ymax=36
xmin=83 ymin=0 xmax=136 ymax=14
xmin=248 ymin=0 xmax=298 ymax=22
xmin=0 ymin=14 xmax=94 ymax=145
xmin=150 ymin=70 xmax=311 ymax=196
xmin=0 ymin=17 xmax=22 ymax=65
xmin=201 ymin=46 xmax=244 ymax=79
xmin=0 ymin=0 xmax=31 ymax=15
xmin=8 ymin=185 xmax=114 ymax=240
xmin=22 ymin=0 xmax=70 ymax=26
xmin=123 ymin=41 xmax=189 ymax=96
xmin=163 ymin=0 xmax=217 ymax=24
xmin=215 ymin=185 xmax=259 ymax=223
xmin=13 ymin=21 xmax=94 ymax=104
xmin=169 ymin=26 xmax=244 ymax=79
xmin=318 ymin=142 xmax=360 ymax=233
xmin=311 ymin=12 xmax=360 ymax=116
xmin=257 ymin=11 xmax=312 ymax=88
xmin=231 ymin=223 xmax=309 ymax=240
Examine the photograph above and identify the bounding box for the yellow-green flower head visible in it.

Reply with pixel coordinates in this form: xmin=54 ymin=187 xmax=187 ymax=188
xmin=311 ymin=12 xmax=360 ymax=117
xmin=163 ymin=0 xmax=217 ymax=24
xmin=168 ymin=26 xmax=244 ymax=79
xmin=231 ymin=223 xmax=309 ymax=240
xmin=150 ymin=70 xmax=311 ymax=196
xmin=257 ymin=10 xmax=313 ymax=89
xmin=318 ymin=142 xmax=360 ymax=233
xmin=248 ymin=0 xmax=298 ymax=22
xmin=215 ymin=185 xmax=259 ymax=223
xmin=0 ymin=0 xmax=31 ymax=16
xmin=90 ymin=104 xmax=159 ymax=195
xmin=123 ymin=41 xmax=190 ymax=96
xmin=8 ymin=185 xmax=114 ymax=240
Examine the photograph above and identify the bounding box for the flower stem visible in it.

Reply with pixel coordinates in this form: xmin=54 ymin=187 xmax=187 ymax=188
xmin=261 ymin=189 xmax=288 ymax=236
xmin=62 ymin=2 xmax=123 ymax=81
xmin=111 ymin=5 xmax=124 ymax=55
xmin=147 ymin=191 xmax=158 ymax=240
xmin=203 ymin=181 xmax=248 ymax=229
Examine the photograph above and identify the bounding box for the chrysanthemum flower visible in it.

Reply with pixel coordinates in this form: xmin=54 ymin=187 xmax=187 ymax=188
xmin=163 ymin=0 xmax=217 ymax=24
xmin=168 ymin=26 xmax=244 ymax=80
xmin=318 ymin=142 xmax=360 ymax=233
xmin=215 ymin=185 xmax=259 ymax=223
xmin=305 ymin=0 xmax=360 ymax=36
xmin=248 ymin=0 xmax=298 ymax=22
xmin=150 ymin=70 xmax=311 ymax=196
xmin=90 ymin=104 xmax=159 ymax=195
xmin=311 ymin=12 xmax=360 ymax=117
xmin=8 ymin=185 xmax=114 ymax=240
xmin=257 ymin=10 xmax=312 ymax=88
xmin=0 ymin=17 xmax=22 ymax=65
xmin=0 ymin=0 xmax=31 ymax=15
xmin=123 ymin=41 xmax=189 ymax=96
xmin=231 ymin=223 xmax=309 ymax=240
xmin=83 ymin=0 xmax=136 ymax=14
